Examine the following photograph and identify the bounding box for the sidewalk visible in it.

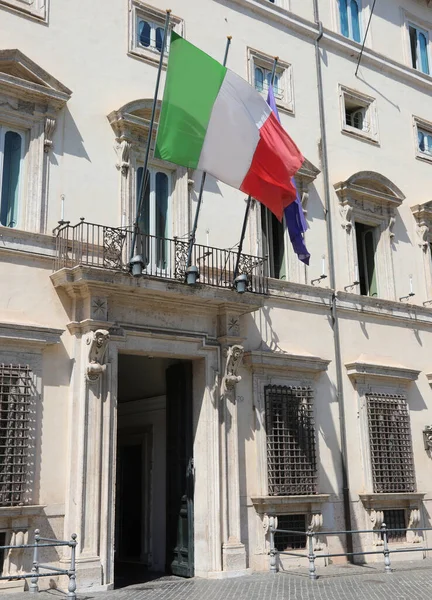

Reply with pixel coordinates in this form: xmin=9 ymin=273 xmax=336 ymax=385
xmin=2 ymin=560 xmax=432 ymax=600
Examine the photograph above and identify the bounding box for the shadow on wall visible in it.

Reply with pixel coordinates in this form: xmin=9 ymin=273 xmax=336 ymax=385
xmin=57 ymin=107 xmax=91 ymax=162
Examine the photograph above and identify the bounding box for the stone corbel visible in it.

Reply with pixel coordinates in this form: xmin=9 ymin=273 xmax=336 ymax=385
xmin=423 ymin=425 xmax=432 ymax=451
xmin=221 ymin=344 xmax=244 ymax=402
xmin=407 ymin=507 xmax=421 ymax=543
xmin=44 ymin=117 xmax=56 ymax=153
xmin=411 ymin=203 xmax=432 ymax=251
xmin=388 ymin=211 xmax=396 ymax=239
xmin=86 ymin=329 xmax=110 ymax=383
xmin=370 ymin=508 xmax=384 ymax=546
xmin=340 ymin=204 xmax=353 ymax=233
xmin=418 ymin=223 xmax=430 ymax=251
xmin=309 ymin=513 xmax=324 ymax=551
xmin=114 ymin=140 xmax=131 ymax=176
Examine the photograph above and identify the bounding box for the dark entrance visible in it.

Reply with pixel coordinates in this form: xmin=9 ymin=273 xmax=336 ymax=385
xmin=114 ymin=356 xmax=194 ymax=587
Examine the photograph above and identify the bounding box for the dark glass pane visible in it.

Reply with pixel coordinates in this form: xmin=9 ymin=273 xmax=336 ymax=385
xmin=409 ymin=26 xmax=417 ymax=68
xmin=364 ymin=229 xmax=377 ymax=297
xmin=418 ymin=130 xmax=425 ymax=151
xmin=155 ymin=172 xmax=169 ymax=268
xmin=419 ymin=32 xmax=429 ymax=74
xmin=136 ymin=168 xmax=150 ymax=266
xmin=255 ymin=67 xmax=264 ymax=92
xmin=138 ymin=19 xmax=151 ymax=47
xmin=1 ymin=131 xmax=22 ymax=228
xmin=339 ymin=0 xmax=349 ymax=38
xmin=155 ymin=27 xmax=164 ymax=52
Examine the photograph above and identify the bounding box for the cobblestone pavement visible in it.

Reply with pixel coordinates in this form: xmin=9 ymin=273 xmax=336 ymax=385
xmin=3 ymin=561 xmax=432 ymax=600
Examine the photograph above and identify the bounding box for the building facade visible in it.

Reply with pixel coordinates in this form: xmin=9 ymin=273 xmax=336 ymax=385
xmin=0 ymin=0 xmax=432 ymax=592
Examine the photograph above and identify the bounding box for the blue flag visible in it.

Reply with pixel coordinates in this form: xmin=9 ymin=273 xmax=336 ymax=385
xmin=266 ymin=86 xmax=310 ymax=266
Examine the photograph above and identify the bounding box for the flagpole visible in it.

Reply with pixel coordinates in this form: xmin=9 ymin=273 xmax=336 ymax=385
xmin=233 ymin=57 xmax=278 ymax=282
xmin=185 ymin=35 xmax=232 ymax=270
xmin=130 ymin=9 xmax=172 ymax=268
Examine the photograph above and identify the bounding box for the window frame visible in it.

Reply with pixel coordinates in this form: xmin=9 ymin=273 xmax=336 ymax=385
xmin=0 ymin=0 xmax=48 ymax=22
xmin=339 ymin=85 xmax=379 ymax=144
xmin=261 ymin=205 xmax=288 ymax=280
xmin=403 ymin=11 xmax=432 ymax=76
xmin=408 ymin=22 xmax=430 ymax=74
xmin=355 ymin=221 xmax=378 ymax=297
xmin=0 ymin=125 xmax=26 ymax=230
xmin=413 ymin=116 xmax=432 ymax=164
xmin=128 ymin=0 xmax=183 ymax=67
xmin=248 ymin=48 xmax=294 ymax=115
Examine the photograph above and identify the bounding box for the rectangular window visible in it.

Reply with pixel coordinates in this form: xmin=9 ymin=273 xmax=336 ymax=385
xmin=136 ymin=167 xmax=171 ymax=270
xmin=249 ymin=50 xmax=293 ymax=113
xmin=261 ymin=206 xmax=286 ymax=280
xmin=339 ymin=0 xmax=361 ymax=43
xmin=0 ymin=0 xmax=47 ymax=21
xmin=383 ymin=509 xmax=407 ymax=543
xmin=340 ymin=86 xmax=378 ymax=143
xmin=409 ymin=23 xmax=430 ymax=74
xmin=366 ymin=393 xmax=416 ymax=494
xmin=265 ymin=385 xmax=317 ymax=496
xmin=254 ymin=65 xmax=284 ymax=101
xmin=355 ymin=222 xmax=378 ymax=297
xmin=0 ymin=364 xmax=31 ymax=507
xmin=275 ymin=514 xmax=307 ymax=551
xmin=0 ymin=127 xmax=24 ymax=228
xmin=128 ymin=1 xmax=183 ymax=65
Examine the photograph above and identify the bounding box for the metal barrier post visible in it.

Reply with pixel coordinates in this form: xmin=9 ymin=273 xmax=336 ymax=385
xmin=307 ymin=526 xmax=317 ymax=580
xmin=269 ymin=517 xmax=278 ymax=573
xmin=29 ymin=529 xmax=40 ymax=593
xmin=381 ymin=523 xmax=392 ymax=574
xmin=67 ymin=533 xmax=77 ymax=599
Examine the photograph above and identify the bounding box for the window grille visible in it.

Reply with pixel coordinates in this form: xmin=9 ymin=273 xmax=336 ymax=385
xmin=366 ymin=393 xmax=416 ymax=494
xmin=383 ymin=509 xmax=407 ymax=543
xmin=265 ymin=385 xmax=317 ymax=496
xmin=275 ymin=514 xmax=307 ymax=551
xmin=0 ymin=365 xmax=31 ymax=506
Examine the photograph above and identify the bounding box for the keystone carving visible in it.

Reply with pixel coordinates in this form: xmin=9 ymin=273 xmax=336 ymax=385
xmin=221 ymin=344 xmax=244 ymax=401
xmin=86 ymin=329 xmax=110 ymax=383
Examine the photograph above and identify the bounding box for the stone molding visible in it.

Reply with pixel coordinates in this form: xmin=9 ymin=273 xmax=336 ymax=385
xmin=0 ymin=49 xmax=72 ymax=233
xmin=411 ymin=201 xmax=432 ymax=251
xmin=359 ymin=492 xmax=425 ymax=507
xmin=244 ymin=350 xmax=330 ymax=375
xmin=0 ymin=0 xmax=48 ymax=21
xmin=251 ymin=494 xmax=329 ymax=514
xmin=345 ymin=358 xmax=420 ymax=385
xmin=0 ymin=322 xmax=63 ymax=349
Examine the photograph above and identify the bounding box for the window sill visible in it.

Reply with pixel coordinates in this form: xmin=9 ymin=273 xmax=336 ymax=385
xmin=251 ymin=494 xmax=330 ymax=514
xmin=127 ymin=48 xmax=168 ymax=68
xmin=0 ymin=505 xmax=46 ymax=518
xmin=416 ymin=152 xmax=432 ymax=165
xmin=341 ymin=127 xmax=380 ymax=146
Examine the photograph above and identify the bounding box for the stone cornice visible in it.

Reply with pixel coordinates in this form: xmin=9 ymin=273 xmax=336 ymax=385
xmin=0 ymin=504 xmax=47 ymax=518
xmin=268 ymin=279 xmax=333 ymax=309
xmin=346 ymin=358 xmax=420 ymax=384
xmin=244 ymin=350 xmax=330 ymax=375
xmin=0 ymin=322 xmax=63 ymax=349
xmin=0 ymin=226 xmax=56 ymax=261
xmin=251 ymin=494 xmax=330 ymax=514
xmin=359 ymin=493 xmax=425 ymax=508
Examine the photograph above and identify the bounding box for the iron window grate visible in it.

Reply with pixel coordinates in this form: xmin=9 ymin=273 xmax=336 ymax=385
xmin=366 ymin=393 xmax=416 ymax=494
xmin=265 ymin=385 xmax=317 ymax=496
xmin=383 ymin=509 xmax=407 ymax=543
xmin=0 ymin=365 xmax=31 ymax=507
xmin=275 ymin=514 xmax=307 ymax=551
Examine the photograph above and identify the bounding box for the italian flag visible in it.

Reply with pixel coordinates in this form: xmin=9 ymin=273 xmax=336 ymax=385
xmin=155 ymin=33 xmax=304 ymax=220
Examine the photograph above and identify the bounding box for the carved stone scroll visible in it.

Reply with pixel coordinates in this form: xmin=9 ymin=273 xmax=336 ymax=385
xmin=44 ymin=117 xmax=56 ymax=152
xmin=86 ymin=329 xmax=110 ymax=382
xmin=221 ymin=345 xmax=244 ymax=401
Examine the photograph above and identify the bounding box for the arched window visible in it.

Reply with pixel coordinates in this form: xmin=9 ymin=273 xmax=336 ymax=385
xmin=408 ymin=24 xmax=430 ymax=74
xmin=137 ymin=19 xmax=168 ymax=54
xmin=339 ymin=0 xmax=361 ymax=43
xmin=0 ymin=129 xmax=23 ymax=228
xmin=138 ymin=19 xmax=151 ymax=48
xmin=254 ymin=67 xmax=264 ymax=92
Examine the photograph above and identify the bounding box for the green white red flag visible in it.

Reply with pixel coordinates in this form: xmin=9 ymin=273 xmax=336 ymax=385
xmin=155 ymin=32 xmax=304 ymax=220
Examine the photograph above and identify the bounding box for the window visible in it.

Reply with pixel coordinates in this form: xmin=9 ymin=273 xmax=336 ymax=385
xmin=0 ymin=364 xmax=31 ymax=507
xmin=339 ymin=0 xmax=361 ymax=43
xmin=414 ymin=118 xmax=432 ymax=162
xmin=383 ymin=509 xmax=407 ymax=543
xmin=0 ymin=0 xmax=47 ymax=21
xmin=265 ymin=385 xmax=317 ymax=496
xmin=408 ymin=23 xmax=430 ymax=74
xmin=129 ymin=1 xmax=183 ymax=66
xmin=366 ymin=393 xmax=416 ymax=494
xmin=355 ymin=222 xmax=378 ymax=297
xmin=274 ymin=514 xmax=307 ymax=550
xmin=248 ymin=49 xmax=294 ymax=113
xmin=0 ymin=128 xmax=24 ymax=228
xmin=261 ymin=206 xmax=286 ymax=279
xmin=340 ymin=87 xmax=378 ymax=143
xmin=136 ymin=167 xmax=171 ymax=270
xmin=254 ymin=66 xmax=283 ymax=101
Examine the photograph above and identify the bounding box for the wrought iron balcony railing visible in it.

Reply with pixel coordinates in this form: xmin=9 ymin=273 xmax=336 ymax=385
xmin=54 ymin=220 xmax=268 ymax=294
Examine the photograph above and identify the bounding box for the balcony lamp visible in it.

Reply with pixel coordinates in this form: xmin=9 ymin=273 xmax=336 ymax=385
xmin=186 ymin=265 xmax=200 ymax=285
xmin=234 ymin=273 xmax=248 ymax=294
xmin=130 ymin=254 xmax=144 ymax=278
